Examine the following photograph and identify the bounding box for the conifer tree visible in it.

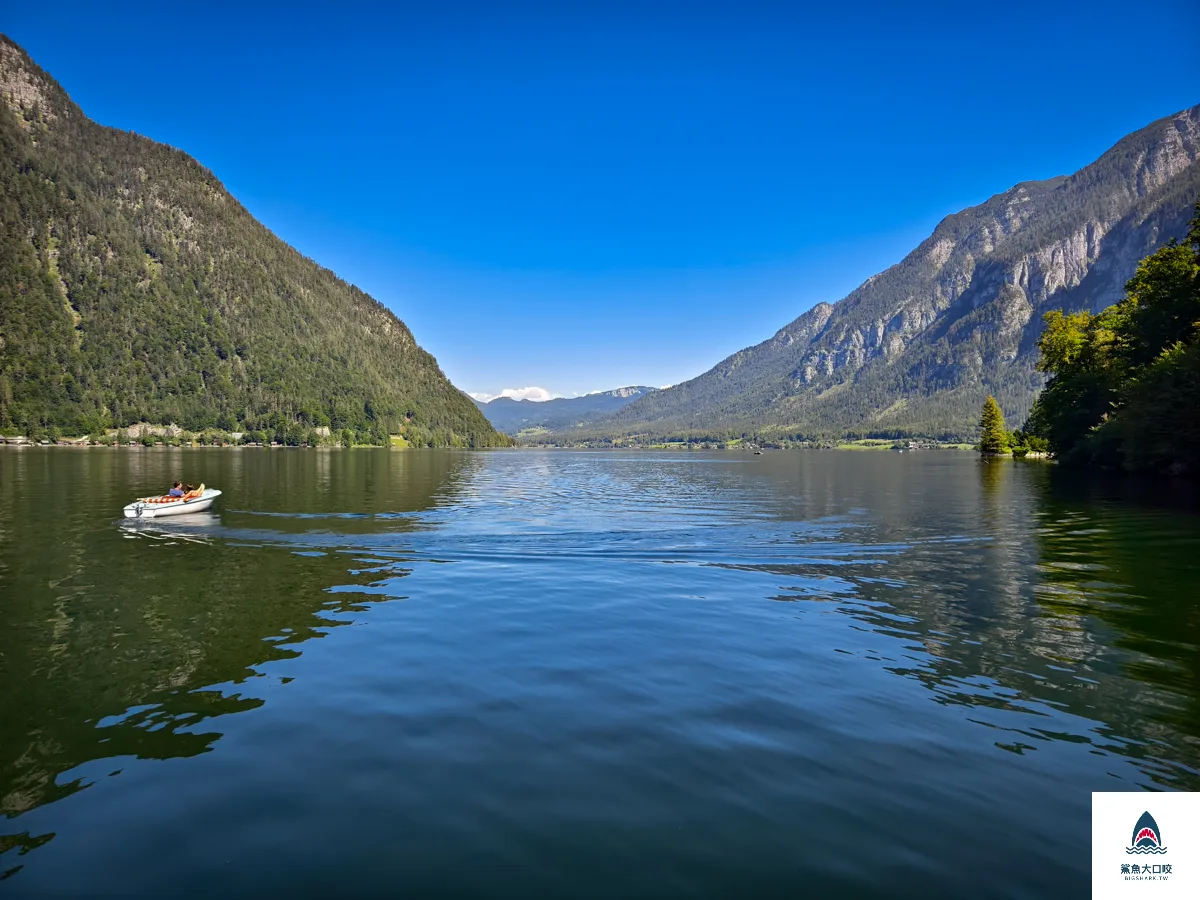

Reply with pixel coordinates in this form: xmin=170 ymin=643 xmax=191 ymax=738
xmin=978 ymin=396 xmax=1008 ymax=455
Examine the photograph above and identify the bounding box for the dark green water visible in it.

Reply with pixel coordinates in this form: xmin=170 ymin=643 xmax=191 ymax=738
xmin=1 ymin=448 xmax=1197 ymax=897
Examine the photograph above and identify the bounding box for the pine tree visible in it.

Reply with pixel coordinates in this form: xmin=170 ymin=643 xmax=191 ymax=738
xmin=978 ymin=396 xmax=1008 ymax=455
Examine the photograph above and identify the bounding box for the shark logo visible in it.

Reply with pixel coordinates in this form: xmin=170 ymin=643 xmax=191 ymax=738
xmin=1127 ymin=811 xmax=1167 ymax=855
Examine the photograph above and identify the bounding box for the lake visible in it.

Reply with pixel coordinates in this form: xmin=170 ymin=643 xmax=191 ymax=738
xmin=1 ymin=448 xmax=1197 ymax=897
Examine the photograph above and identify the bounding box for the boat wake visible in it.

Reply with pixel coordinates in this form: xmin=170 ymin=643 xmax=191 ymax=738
xmin=118 ymin=512 xmax=222 ymax=544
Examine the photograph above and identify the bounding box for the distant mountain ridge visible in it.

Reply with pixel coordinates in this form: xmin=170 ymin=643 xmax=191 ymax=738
xmin=475 ymin=386 xmax=657 ymax=434
xmin=582 ymin=105 xmax=1200 ymax=442
xmin=0 ymin=36 xmax=505 ymax=446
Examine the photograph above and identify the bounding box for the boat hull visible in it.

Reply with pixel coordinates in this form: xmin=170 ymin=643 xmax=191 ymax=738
xmin=123 ymin=489 xmax=222 ymax=519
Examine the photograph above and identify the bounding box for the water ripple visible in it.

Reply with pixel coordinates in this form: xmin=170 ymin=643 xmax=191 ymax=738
xmin=2 ymin=450 xmax=1198 ymax=897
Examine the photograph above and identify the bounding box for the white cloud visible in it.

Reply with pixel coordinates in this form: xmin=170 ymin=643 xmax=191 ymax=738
xmin=469 ymin=386 xmax=559 ymax=403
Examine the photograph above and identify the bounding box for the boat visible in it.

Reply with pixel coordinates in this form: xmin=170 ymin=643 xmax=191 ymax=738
xmin=123 ymin=485 xmax=221 ymax=519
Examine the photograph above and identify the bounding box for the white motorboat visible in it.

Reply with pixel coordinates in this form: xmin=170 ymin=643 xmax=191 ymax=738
xmin=123 ymin=486 xmax=221 ymax=519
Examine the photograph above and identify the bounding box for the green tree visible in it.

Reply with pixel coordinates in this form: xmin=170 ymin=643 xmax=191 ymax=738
xmin=1026 ymin=306 xmax=1122 ymax=465
xmin=1031 ymin=202 xmax=1200 ymax=473
xmin=978 ymin=396 xmax=1008 ymax=455
xmin=1112 ymin=240 xmax=1200 ymax=369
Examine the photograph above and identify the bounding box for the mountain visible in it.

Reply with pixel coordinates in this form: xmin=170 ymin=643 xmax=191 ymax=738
xmin=581 ymin=106 xmax=1200 ymax=443
xmin=0 ymin=36 xmax=505 ymax=447
xmin=475 ymin=386 xmax=658 ymax=434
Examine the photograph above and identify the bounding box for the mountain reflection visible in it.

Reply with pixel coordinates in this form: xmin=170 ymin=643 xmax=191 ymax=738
xmin=2 ymin=449 xmax=1198 ymax=893
xmin=708 ymin=456 xmax=1200 ymax=789
xmin=1029 ymin=469 xmax=1200 ymax=758
xmin=0 ymin=450 xmax=471 ymax=845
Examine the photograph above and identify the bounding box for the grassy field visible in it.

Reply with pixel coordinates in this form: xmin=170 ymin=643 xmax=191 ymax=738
xmin=834 ymin=439 xmax=976 ymax=451
xmin=834 ymin=439 xmax=897 ymax=451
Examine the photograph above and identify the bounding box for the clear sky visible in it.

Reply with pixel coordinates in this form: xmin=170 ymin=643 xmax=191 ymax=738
xmin=6 ymin=1 xmax=1198 ymax=399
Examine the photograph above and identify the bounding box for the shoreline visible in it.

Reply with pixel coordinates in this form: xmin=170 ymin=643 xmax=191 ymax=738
xmin=0 ymin=439 xmax=1042 ymax=457
xmin=2 ymin=441 xmax=970 ymax=452
xmin=0 ymin=440 xmax=396 ymax=450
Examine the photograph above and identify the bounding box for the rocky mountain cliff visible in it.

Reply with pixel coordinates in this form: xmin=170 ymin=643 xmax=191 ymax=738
xmin=476 ymin=386 xmax=657 ymax=434
xmin=594 ymin=105 xmax=1200 ymax=441
xmin=0 ymin=36 xmax=505 ymax=446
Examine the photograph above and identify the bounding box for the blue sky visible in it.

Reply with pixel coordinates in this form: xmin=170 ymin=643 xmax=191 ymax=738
xmin=7 ymin=1 xmax=1198 ymax=399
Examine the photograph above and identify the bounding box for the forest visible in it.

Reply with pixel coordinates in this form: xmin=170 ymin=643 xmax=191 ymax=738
xmin=0 ymin=37 xmax=507 ymax=448
xmin=1027 ymin=204 xmax=1200 ymax=475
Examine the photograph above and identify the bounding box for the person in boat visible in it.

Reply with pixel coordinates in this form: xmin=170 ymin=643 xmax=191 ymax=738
xmin=168 ymin=481 xmax=185 ymax=498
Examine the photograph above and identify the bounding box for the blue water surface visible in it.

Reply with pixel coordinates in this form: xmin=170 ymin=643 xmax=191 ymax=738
xmin=1 ymin=449 xmax=1197 ymax=897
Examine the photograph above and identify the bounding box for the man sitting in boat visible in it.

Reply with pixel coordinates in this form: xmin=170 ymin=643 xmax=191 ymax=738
xmin=165 ymin=482 xmax=203 ymax=500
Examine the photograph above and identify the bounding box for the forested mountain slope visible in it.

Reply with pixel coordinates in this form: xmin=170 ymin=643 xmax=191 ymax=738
xmin=475 ymin=386 xmax=657 ymax=434
xmin=0 ymin=36 xmax=505 ymax=446
xmin=588 ymin=105 xmax=1200 ymax=442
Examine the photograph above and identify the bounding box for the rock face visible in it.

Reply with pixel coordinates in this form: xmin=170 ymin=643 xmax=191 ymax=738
xmin=603 ymin=386 xmax=654 ymax=399
xmin=604 ymin=105 xmax=1200 ymax=439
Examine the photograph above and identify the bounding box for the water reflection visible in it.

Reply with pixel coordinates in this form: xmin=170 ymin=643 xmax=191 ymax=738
xmin=118 ymin=511 xmax=222 ymax=544
xmin=0 ymin=449 xmax=1197 ymax=895
xmin=0 ymin=450 xmax=471 ymax=871
xmin=667 ymin=455 xmax=1199 ymax=788
xmin=1029 ymin=468 xmax=1200 ymax=770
